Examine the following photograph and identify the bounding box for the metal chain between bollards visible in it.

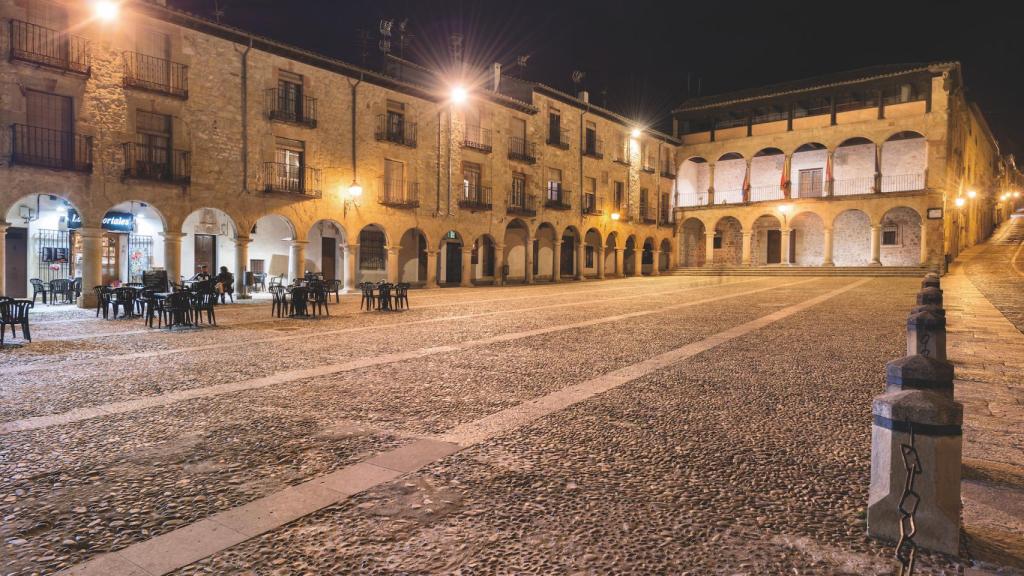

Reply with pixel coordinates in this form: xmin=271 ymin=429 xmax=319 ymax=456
xmin=896 ymin=423 xmax=922 ymax=576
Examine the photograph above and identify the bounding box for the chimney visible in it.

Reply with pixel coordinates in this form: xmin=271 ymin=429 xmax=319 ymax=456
xmin=493 ymin=63 xmax=501 ymax=92
xmin=578 ymin=90 xmax=589 ymax=104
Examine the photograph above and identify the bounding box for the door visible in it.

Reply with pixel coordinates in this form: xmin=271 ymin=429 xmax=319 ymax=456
xmin=101 ymin=233 xmax=119 ymax=285
xmin=5 ymin=227 xmax=28 ymax=298
xmin=194 ymin=234 xmax=216 ymax=276
xmin=445 ymin=242 xmax=462 ymax=284
xmin=26 ymin=90 xmax=72 ymax=168
xmin=766 ymin=230 xmax=781 ymax=264
xmin=560 ymin=237 xmax=574 ymax=277
xmin=321 ymin=236 xmax=337 ymax=281
xmin=789 ymin=229 xmax=797 ymax=264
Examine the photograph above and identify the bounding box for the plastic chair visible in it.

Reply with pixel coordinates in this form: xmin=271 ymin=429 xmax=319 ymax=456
xmin=270 ymin=285 xmax=289 ymax=318
xmin=393 ymin=283 xmax=410 ymax=310
xmin=326 ymin=279 xmax=342 ymax=302
xmin=359 ymin=282 xmax=376 ymax=311
xmin=0 ymin=299 xmax=32 ymax=344
xmin=29 ymin=279 xmax=49 ymax=305
xmin=93 ymin=286 xmax=112 ymax=319
xmin=377 ymin=283 xmax=394 ymax=311
xmin=192 ymin=291 xmax=218 ymax=325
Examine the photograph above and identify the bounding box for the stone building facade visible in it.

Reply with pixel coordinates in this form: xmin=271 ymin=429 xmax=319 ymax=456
xmin=670 ymin=62 xmax=1016 ymax=270
xmin=1 ymin=1 xmax=1018 ymax=306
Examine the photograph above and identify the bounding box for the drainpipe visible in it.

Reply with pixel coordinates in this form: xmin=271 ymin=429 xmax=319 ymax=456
xmin=436 ymin=108 xmax=442 ymax=215
xmin=240 ymin=37 xmax=252 ymax=194
xmin=349 ymin=74 xmax=363 ymax=186
xmin=447 ymin=106 xmax=453 ymax=215
xmin=579 ymin=106 xmax=586 ymax=224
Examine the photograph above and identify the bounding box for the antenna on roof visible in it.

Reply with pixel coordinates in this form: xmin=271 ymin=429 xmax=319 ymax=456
xmin=516 ymin=54 xmax=530 ymax=71
xmin=449 ymin=33 xmax=464 ymax=68
xmin=601 ymin=87 xmax=608 ymax=107
xmin=397 ymin=19 xmax=409 ymax=59
xmin=212 ymin=0 xmax=224 ymax=23
xmin=378 ymin=19 xmax=394 ymax=54
xmin=571 ymin=70 xmax=585 ymax=91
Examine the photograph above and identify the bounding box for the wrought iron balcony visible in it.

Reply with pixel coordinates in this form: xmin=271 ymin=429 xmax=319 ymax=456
xmin=642 ymin=159 xmax=657 ymax=173
xmin=583 ymin=137 xmax=604 ymax=159
xmin=458 ymin=184 xmax=492 ymax=211
xmin=123 ymin=52 xmax=189 ymax=98
xmin=660 ymin=167 xmax=676 ymax=179
xmin=122 ymin=142 xmax=190 ymax=184
xmin=10 ymin=124 xmax=92 ymax=172
xmin=262 ymin=162 xmax=321 ymax=197
xmin=658 ymin=213 xmax=674 ymax=227
xmin=639 ymin=204 xmax=657 ymax=224
xmin=507 ymin=190 xmax=537 ymax=217
xmin=613 ymin=148 xmax=630 ymax=166
xmin=508 ymin=137 xmax=536 ymax=164
xmin=881 ymin=172 xmax=926 ymax=193
xmin=378 ymin=178 xmax=420 ymax=208
xmin=544 ymin=186 xmax=572 ymax=210
xmin=463 ymin=125 xmax=492 ymax=153
xmin=10 ymin=20 xmax=90 ymax=75
xmin=375 ymin=115 xmax=417 ymax=147
xmin=265 ymin=89 xmax=317 ymax=127
xmin=677 ymin=193 xmax=709 ymax=207
xmin=582 ymin=194 xmax=603 ymax=215
xmin=547 ymin=127 xmax=570 ymax=150
xmin=748 ymin=184 xmax=784 ymax=202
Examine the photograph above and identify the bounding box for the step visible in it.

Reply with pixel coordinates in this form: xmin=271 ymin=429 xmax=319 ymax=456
xmin=671 ymin=266 xmax=931 ymax=277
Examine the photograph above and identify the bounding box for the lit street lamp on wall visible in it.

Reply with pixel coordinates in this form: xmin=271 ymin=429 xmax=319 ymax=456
xmin=92 ymin=0 xmax=119 ymax=22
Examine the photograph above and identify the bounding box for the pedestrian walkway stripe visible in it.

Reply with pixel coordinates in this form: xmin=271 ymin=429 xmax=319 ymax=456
xmin=57 ymin=278 xmax=870 ymax=576
xmin=1 ymin=278 xmax=805 ymax=434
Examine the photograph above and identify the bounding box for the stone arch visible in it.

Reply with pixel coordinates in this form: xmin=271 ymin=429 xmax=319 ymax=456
xmin=3 ymin=194 xmax=83 ymax=297
xmin=641 ymin=236 xmax=656 ymax=275
xmin=712 ymin=216 xmax=743 ymax=265
xmin=533 ymin=222 xmax=558 ymax=281
xmin=750 ymin=148 xmax=785 ymax=202
xmin=832 ymin=209 xmax=871 ymax=266
xmin=659 ymin=238 xmax=672 ymax=272
xmin=584 ymin=228 xmax=602 ymax=278
xmin=250 ymin=213 xmax=296 ymax=281
xmin=436 ymin=229 xmax=465 ymax=286
xmin=471 ymin=232 xmax=499 ymax=284
xmin=750 ymin=214 xmax=783 ymax=266
xmin=881 ymin=131 xmax=928 ymax=192
xmin=677 ymin=156 xmax=710 ymax=206
xmin=679 ymin=217 xmax=707 ymax=267
xmin=182 ymin=207 xmax=238 ymax=282
xmin=791 ymin=142 xmax=828 ymax=199
xmin=790 ymin=210 xmax=826 ymax=266
xmin=503 ymin=219 xmax=531 ymax=284
xmin=879 ymin=206 xmax=923 ymax=266
xmin=715 ymin=152 xmax=746 ymax=205
xmin=604 ymin=231 xmax=619 ymax=276
xmin=623 ymin=234 xmax=638 ymax=276
xmin=833 ymin=137 xmax=876 ymax=196
xmin=397 ymin=227 xmax=428 ymax=285
xmin=105 ymin=200 xmax=168 ymax=284
xmin=357 ymin=223 xmax=390 ymax=284
xmin=560 ymin=225 xmax=581 ymax=279
xmin=306 ymin=220 xmax=349 ymax=283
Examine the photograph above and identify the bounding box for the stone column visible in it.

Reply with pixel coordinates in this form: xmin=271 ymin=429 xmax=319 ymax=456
xmin=596 ymin=246 xmax=605 ymax=279
xmin=651 ymin=250 xmax=661 ymax=276
xmin=704 ymin=232 xmax=716 ymax=267
xmin=289 ymin=240 xmax=308 ymax=281
xmin=869 ymin=224 xmax=882 ymax=266
xmin=77 ymin=227 xmax=104 ymax=308
xmin=614 ymin=247 xmax=624 ymax=277
xmin=461 ymin=246 xmax=473 ymax=287
xmin=344 ymin=244 xmax=358 ymax=291
xmin=822 ymin=227 xmax=835 ymax=266
xmin=161 ymin=231 xmax=185 ymax=284
xmin=741 ymin=232 xmax=753 ymax=266
xmin=552 ymin=240 xmax=562 ymax=282
xmin=780 ymin=227 xmax=791 ymax=265
xmin=234 ymin=235 xmax=252 ymax=299
xmin=0 ymin=222 xmax=8 ymax=296
xmin=575 ymin=240 xmax=585 ymax=280
xmin=525 ymin=241 xmax=535 ymax=284
xmin=919 ymin=221 xmax=930 ymax=267
xmin=386 ymin=246 xmax=399 ymax=283
xmin=494 ymin=244 xmax=505 ymax=286
xmin=425 ymin=249 xmax=438 ymax=288
xmin=633 ymin=245 xmax=642 ymax=276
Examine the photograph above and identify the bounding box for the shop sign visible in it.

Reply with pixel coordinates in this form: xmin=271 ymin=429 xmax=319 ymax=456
xmin=68 ymin=210 xmax=135 ymax=232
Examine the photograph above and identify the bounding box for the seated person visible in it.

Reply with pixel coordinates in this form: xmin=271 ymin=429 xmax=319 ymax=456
xmin=214 ymin=266 xmax=235 ymax=303
xmin=189 ymin=265 xmax=211 ymax=282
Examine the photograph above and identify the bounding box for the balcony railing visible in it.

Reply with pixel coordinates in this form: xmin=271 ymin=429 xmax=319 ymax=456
xmin=463 ymin=125 xmax=492 ymax=153
xmin=123 ymin=52 xmax=189 ymax=98
xmin=378 ymin=178 xmax=420 ymax=208
xmin=10 ymin=20 xmax=90 ymax=75
xmin=375 ymin=115 xmax=417 ymax=147
xmin=507 ymin=190 xmax=537 ymax=217
xmin=613 ymin=147 xmax=630 ymax=165
xmin=832 ymin=177 xmax=874 ymax=197
xmin=639 ymin=204 xmax=657 ymax=224
xmin=459 ymin=184 xmax=492 ymax=211
xmin=265 ymin=89 xmax=317 ymax=127
xmin=749 ymin=184 xmax=784 ymax=202
xmin=660 ymin=167 xmax=676 ymax=179
xmin=508 ymin=137 xmax=536 ymax=164
xmin=881 ymin=172 xmax=925 ymax=193
xmin=547 ymin=127 xmax=570 ymax=149
xmin=658 ymin=213 xmax=674 ymax=227
xmin=544 ymin=186 xmax=572 ymax=210
xmin=582 ymin=194 xmax=602 ymax=215
xmin=677 ymin=193 xmax=709 ymax=207
xmin=583 ymin=137 xmax=604 ymax=159
xmin=10 ymin=124 xmax=92 ymax=172
xmin=715 ymin=189 xmax=744 ymax=205
xmin=642 ymin=159 xmax=657 ymax=173
xmin=122 ymin=142 xmax=190 ymax=184
xmin=262 ymin=162 xmax=321 ymax=197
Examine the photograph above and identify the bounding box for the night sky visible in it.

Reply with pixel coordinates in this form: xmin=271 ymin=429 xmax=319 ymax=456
xmin=168 ymin=0 xmax=1024 ymax=158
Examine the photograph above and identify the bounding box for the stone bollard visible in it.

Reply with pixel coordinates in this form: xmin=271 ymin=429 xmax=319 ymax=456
xmin=906 ymin=308 xmax=947 ymax=361
xmin=916 ymin=286 xmax=943 ymax=308
xmin=921 ymin=275 xmax=940 ymax=290
xmin=868 ymin=352 xmax=962 ymax=556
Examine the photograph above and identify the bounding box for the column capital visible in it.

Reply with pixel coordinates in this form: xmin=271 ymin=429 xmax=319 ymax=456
xmin=345 ymin=243 xmax=359 ymax=253
xmin=290 ymin=239 xmax=310 ymax=247
xmin=76 ymin=226 xmax=105 ymax=238
xmin=462 ymin=247 xmax=474 ymax=255
xmin=0 ymin=221 xmax=10 ymax=232
xmin=234 ymin=235 xmax=253 ymax=246
xmin=425 ymin=249 xmax=439 ymax=256
xmin=161 ymin=231 xmax=186 ymax=241
xmin=386 ymin=245 xmax=400 ymax=254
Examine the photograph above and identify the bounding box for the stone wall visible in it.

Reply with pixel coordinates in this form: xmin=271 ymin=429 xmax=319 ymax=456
xmin=832 ymin=209 xmax=871 ymax=266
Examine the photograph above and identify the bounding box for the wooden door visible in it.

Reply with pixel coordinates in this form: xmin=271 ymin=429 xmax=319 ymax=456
xmin=5 ymin=227 xmax=28 ymax=298
xmin=766 ymin=230 xmax=781 ymax=264
xmin=321 ymin=236 xmax=337 ymax=281
xmin=789 ymin=229 xmax=797 ymax=264
xmin=560 ymin=237 xmax=574 ymax=277
xmin=194 ymin=234 xmax=216 ymax=276
xmin=445 ymin=243 xmax=462 ymax=284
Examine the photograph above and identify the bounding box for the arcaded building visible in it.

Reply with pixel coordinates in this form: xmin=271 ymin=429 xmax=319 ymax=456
xmin=670 ymin=63 xmax=1010 ymax=270
xmin=0 ymin=1 xmax=1017 ymax=306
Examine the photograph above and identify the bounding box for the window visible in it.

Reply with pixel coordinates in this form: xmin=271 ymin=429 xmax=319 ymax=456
xmin=798 ymin=168 xmax=823 ymax=198
xmin=548 ymin=108 xmax=561 ymax=142
xmin=639 ymin=188 xmax=649 ymax=213
xmin=277 ymin=70 xmax=303 ymax=122
xmin=882 ymin=225 xmax=899 ymax=246
xmin=462 ymin=161 xmax=481 ymax=199
xmin=585 ymin=121 xmax=598 ymax=155
xmin=510 ymin=117 xmax=526 ymax=140
xmin=135 ymin=28 xmax=171 ymax=87
xmin=28 ymin=0 xmax=68 ymax=29
xmin=713 ymin=232 xmax=723 ymax=250
xmin=386 ymin=100 xmax=405 ymax=139
xmin=585 ymin=245 xmax=594 ymax=267
xmin=614 ymin=181 xmax=625 ymax=210
xmin=275 ymin=137 xmax=304 ymax=191
xmin=383 ymin=158 xmax=404 ymax=199
xmin=584 ymin=177 xmax=597 ymax=212
xmin=359 ymin=229 xmax=386 ymax=270
xmin=511 ymin=172 xmax=527 ymax=206
xmin=547 ymin=167 xmax=562 ymax=201
xmin=136 ymin=110 xmax=171 ymax=174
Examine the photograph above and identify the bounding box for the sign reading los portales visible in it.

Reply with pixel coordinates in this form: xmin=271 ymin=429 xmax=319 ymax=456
xmin=67 ymin=209 xmax=135 ymax=233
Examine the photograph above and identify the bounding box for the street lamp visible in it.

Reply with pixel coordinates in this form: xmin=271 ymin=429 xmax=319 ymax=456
xmin=610 ymin=212 xmax=621 ymax=221
xmin=450 ymin=85 xmax=468 ymax=105
xmin=93 ymin=0 xmax=119 ymax=22
xmin=954 ymin=197 xmax=966 ymax=208
xmin=967 ymin=189 xmax=977 ymax=199
xmin=630 ymin=128 xmax=641 ymax=138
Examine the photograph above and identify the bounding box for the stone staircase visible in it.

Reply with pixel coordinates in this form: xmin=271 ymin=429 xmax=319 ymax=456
xmin=670 ymin=265 xmax=932 ymax=277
